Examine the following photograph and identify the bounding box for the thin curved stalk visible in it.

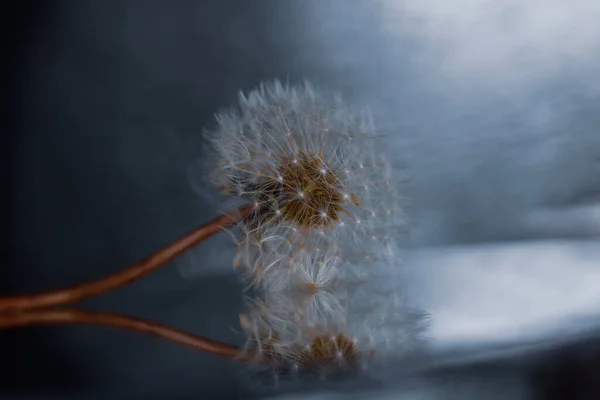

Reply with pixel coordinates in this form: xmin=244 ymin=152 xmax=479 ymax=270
xmin=0 ymin=308 xmax=253 ymax=361
xmin=0 ymin=206 xmax=250 ymax=312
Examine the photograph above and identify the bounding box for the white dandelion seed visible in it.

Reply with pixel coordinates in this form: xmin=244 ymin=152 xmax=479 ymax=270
xmin=202 ymin=80 xmax=404 ymax=264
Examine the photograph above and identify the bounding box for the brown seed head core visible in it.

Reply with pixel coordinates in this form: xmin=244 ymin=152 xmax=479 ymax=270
xmin=277 ymin=151 xmax=346 ymax=229
xmin=257 ymin=330 xmax=360 ymax=371
xmin=300 ymin=333 xmax=359 ymax=369
xmin=247 ymin=151 xmax=360 ymax=231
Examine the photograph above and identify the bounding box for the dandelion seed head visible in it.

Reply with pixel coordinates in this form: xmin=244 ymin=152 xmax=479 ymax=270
xmin=202 ymin=81 xmax=407 ymax=272
xmin=203 ymin=80 xmax=397 ymax=242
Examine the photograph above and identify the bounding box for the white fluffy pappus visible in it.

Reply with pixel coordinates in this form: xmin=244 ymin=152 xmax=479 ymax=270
xmin=238 ymin=277 xmax=428 ymax=377
xmin=203 ymin=80 xmax=405 ymax=269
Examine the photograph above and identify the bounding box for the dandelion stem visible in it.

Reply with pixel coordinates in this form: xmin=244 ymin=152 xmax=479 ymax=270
xmin=0 ymin=206 xmax=251 ymax=312
xmin=0 ymin=308 xmax=251 ymax=361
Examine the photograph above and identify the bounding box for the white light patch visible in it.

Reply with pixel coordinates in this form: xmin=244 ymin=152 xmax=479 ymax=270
xmin=404 ymin=240 xmax=600 ymax=343
xmin=381 ymin=0 xmax=600 ymax=94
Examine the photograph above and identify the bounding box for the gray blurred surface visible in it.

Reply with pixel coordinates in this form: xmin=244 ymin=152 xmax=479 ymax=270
xmin=3 ymin=0 xmax=600 ymax=398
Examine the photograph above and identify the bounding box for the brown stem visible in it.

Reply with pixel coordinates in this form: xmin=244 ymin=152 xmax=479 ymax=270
xmin=0 ymin=206 xmax=250 ymax=312
xmin=0 ymin=308 xmax=253 ymax=361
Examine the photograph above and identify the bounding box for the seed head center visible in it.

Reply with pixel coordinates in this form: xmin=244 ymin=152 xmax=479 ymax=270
xmin=301 ymin=333 xmax=359 ymax=368
xmin=276 ymin=152 xmax=348 ymax=229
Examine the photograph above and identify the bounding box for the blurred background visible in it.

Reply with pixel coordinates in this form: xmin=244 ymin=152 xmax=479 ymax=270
xmin=3 ymin=0 xmax=599 ymax=398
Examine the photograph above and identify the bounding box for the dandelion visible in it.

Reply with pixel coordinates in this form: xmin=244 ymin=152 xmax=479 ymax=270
xmin=203 ymin=80 xmax=404 ymax=263
xmin=239 ymin=280 xmax=428 ymax=377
